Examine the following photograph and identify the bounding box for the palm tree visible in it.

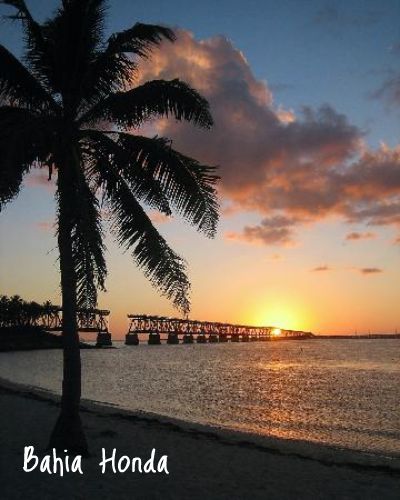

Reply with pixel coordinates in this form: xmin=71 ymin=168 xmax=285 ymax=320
xmin=0 ymin=0 xmax=219 ymax=454
xmin=8 ymin=294 xmax=24 ymax=326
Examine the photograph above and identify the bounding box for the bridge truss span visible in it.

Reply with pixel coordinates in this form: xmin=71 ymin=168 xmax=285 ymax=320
xmin=33 ymin=307 xmax=112 ymax=346
xmin=125 ymin=314 xmax=313 ymax=345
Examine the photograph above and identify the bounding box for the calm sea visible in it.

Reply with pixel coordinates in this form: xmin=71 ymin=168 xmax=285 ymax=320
xmin=0 ymin=339 xmax=399 ymax=458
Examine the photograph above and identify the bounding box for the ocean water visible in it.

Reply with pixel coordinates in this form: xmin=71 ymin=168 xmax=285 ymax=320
xmin=0 ymin=339 xmax=399 ymax=458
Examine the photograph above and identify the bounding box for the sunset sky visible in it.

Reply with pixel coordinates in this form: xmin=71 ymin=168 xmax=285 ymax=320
xmin=1 ymin=0 xmax=400 ymax=337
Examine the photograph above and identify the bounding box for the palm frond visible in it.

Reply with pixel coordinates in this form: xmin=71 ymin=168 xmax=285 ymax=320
xmin=2 ymin=0 xmax=107 ymax=111
xmin=0 ymin=106 xmax=53 ymax=210
xmin=77 ymin=52 xmax=135 ymax=114
xmin=72 ymin=166 xmax=107 ymax=309
xmin=0 ymin=152 xmax=24 ymax=211
xmin=1 ymin=2 xmax=218 ymax=315
xmin=55 ymin=146 xmax=107 ymax=309
xmin=116 ymin=133 xmax=219 ymax=236
xmin=40 ymin=0 xmax=107 ymax=112
xmin=77 ymin=23 xmax=175 ymax=114
xmin=107 ymin=22 xmax=175 ymax=58
xmin=81 ymin=129 xmax=172 ymax=215
xmin=81 ymin=79 xmax=213 ymax=129
xmin=94 ymin=155 xmax=190 ymax=313
xmin=0 ymin=44 xmax=56 ymax=110
xmin=1 ymin=0 xmax=54 ymax=91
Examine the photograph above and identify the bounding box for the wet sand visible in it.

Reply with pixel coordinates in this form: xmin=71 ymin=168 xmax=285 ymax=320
xmin=0 ymin=379 xmax=399 ymax=500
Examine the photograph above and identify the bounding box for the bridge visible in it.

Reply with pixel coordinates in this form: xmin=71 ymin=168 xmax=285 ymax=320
xmin=125 ymin=314 xmax=314 ymax=345
xmin=5 ymin=307 xmax=313 ymax=347
xmin=20 ymin=306 xmax=112 ymax=347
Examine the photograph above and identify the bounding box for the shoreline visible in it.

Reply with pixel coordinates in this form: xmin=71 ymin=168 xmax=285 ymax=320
xmin=1 ymin=377 xmax=399 ymax=499
xmin=1 ymin=376 xmax=399 ymax=473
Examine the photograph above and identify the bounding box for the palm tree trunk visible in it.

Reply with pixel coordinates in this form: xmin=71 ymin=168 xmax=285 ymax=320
xmin=48 ymin=160 xmax=88 ymax=455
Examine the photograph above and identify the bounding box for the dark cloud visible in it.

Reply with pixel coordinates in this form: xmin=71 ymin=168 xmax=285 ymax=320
xmin=135 ymin=30 xmax=400 ymax=246
xmin=345 ymin=231 xmax=376 ymax=241
xmin=359 ymin=267 xmax=383 ymax=274
xmin=311 ymin=265 xmax=331 ymax=272
xmin=311 ymin=265 xmax=383 ymax=274
xmin=225 ymin=216 xmax=298 ymax=246
xmin=373 ymin=74 xmax=400 ymax=107
xmin=390 ymin=42 xmax=400 ymax=54
xmin=313 ymin=5 xmax=383 ymax=28
xmin=371 ymin=41 xmax=400 ymax=108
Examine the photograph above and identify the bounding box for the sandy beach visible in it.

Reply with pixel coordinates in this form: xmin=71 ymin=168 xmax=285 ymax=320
xmin=0 ymin=379 xmax=399 ymax=500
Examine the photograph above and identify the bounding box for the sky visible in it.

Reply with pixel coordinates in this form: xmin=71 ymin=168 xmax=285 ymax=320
xmin=1 ymin=0 xmax=400 ymax=337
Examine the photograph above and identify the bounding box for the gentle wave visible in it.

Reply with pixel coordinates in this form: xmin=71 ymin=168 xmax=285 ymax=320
xmin=0 ymin=339 xmax=399 ymax=459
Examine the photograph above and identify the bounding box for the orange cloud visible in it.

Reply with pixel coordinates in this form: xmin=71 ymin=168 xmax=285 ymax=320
xmin=35 ymin=221 xmax=54 ymax=232
xmin=345 ymin=231 xmax=376 ymax=241
xmin=135 ymin=31 xmax=400 ymax=245
xmin=225 ymin=216 xmax=298 ymax=246
xmin=148 ymin=210 xmax=171 ymax=224
xmin=276 ymin=106 xmax=296 ymax=124
xmin=359 ymin=267 xmax=383 ymax=275
xmin=267 ymin=254 xmax=284 ymax=261
xmin=24 ymin=170 xmax=56 ymax=192
xmin=311 ymin=265 xmax=331 ymax=272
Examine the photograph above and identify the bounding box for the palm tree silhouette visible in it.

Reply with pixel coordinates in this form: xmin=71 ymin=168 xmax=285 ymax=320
xmin=0 ymin=0 xmax=219 ymax=454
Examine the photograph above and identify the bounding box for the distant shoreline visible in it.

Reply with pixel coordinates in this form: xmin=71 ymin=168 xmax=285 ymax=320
xmin=314 ymin=334 xmax=400 ymax=339
xmin=0 ymin=326 xmax=107 ymax=352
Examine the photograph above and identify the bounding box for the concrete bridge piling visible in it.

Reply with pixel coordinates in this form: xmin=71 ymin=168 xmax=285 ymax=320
xmin=28 ymin=307 xmax=113 ymax=346
xmin=29 ymin=308 xmax=313 ymax=347
xmin=125 ymin=315 xmax=313 ymax=345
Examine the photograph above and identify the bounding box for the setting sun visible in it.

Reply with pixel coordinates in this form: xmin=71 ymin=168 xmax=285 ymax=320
xmin=253 ymin=301 xmax=310 ymax=332
xmin=1 ymin=1 xmax=399 ymax=498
